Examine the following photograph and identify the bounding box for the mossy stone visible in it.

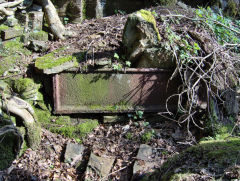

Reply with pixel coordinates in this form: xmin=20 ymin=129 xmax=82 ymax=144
xmin=157 ymin=138 xmax=240 ymax=180
xmin=0 ymin=39 xmax=31 ymax=76
xmin=137 ymin=10 xmax=161 ymax=41
xmin=13 ymin=78 xmax=42 ymax=101
xmin=0 ymin=25 xmax=9 ymax=31
xmin=35 ymin=48 xmax=78 ymax=74
xmin=24 ymin=30 xmax=48 ymax=42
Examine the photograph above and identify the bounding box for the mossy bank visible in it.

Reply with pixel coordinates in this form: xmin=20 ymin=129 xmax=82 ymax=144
xmin=144 ymin=138 xmax=240 ymax=180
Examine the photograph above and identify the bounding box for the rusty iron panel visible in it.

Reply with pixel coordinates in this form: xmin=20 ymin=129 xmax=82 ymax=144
xmin=53 ymin=68 xmax=180 ymax=114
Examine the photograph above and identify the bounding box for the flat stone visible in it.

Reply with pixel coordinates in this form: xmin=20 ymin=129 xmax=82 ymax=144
xmin=64 ymin=142 xmax=85 ymax=166
xmin=95 ymin=60 xmax=111 ymax=67
xmin=85 ymin=152 xmax=115 ymax=180
xmin=27 ymin=40 xmax=49 ymax=52
xmin=43 ymin=61 xmax=78 ymax=74
xmin=136 ymin=144 xmax=153 ymax=161
xmin=1 ymin=27 xmax=23 ymax=40
xmin=133 ymin=144 xmax=157 ymax=179
xmin=21 ymin=31 xmax=48 ymax=43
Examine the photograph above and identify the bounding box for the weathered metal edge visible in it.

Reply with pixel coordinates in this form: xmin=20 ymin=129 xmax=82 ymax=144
xmin=66 ymin=68 xmax=174 ymax=73
xmin=53 ymin=74 xmax=60 ymax=114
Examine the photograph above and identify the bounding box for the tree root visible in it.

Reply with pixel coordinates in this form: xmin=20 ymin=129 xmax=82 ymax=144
xmin=0 ymin=95 xmax=41 ymax=149
xmin=0 ymin=0 xmax=24 ymax=16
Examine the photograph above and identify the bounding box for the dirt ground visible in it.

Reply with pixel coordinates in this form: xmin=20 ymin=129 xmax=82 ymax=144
xmin=0 ymin=116 xmax=194 ymax=181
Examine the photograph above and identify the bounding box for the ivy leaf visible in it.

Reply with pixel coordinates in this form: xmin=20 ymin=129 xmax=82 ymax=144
xmin=125 ymin=61 xmax=131 ymax=67
xmin=114 ymin=53 xmax=119 ymax=59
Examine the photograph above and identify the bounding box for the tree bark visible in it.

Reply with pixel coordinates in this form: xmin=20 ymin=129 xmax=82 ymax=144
xmin=0 ymin=0 xmax=66 ymax=40
xmin=36 ymin=0 xmax=66 ymax=40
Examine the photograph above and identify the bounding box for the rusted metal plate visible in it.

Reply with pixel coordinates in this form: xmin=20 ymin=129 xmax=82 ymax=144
xmin=53 ymin=68 xmax=180 ymax=114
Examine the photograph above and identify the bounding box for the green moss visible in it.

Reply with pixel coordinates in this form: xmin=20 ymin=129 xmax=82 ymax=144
xmin=159 ymin=138 xmax=240 ymax=180
xmin=204 ymin=98 xmax=235 ymax=140
xmin=0 ymin=132 xmax=18 ymax=170
xmin=3 ymin=40 xmax=31 ymax=55
xmin=13 ymin=78 xmax=42 ymax=101
xmin=17 ymin=127 xmax=28 ymax=156
xmin=53 ymin=119 xmax=99 ymax=141
xmin=0 ymin=24 xmax=9 ymax=31
xmin=13 ymin=78 xmax=35 ymax=93
xmin=35 ymin=48 xmax=77 ymax=70
xmin=141 ymin=129 xmax=154 ymax=143
xmin=34 ymin=107 xmax=52 ymax=125
xmin=137 ymin=10 xmax=161 ymax=41
xmin=34 ymin=105 xmax=98 ymax=142
xmin=0 ymin=39 xmax=31 ymax=75
xmin=24 ymin=121 xmax=41 ymax=150
xmin=13 ymin=25 xmax=23 ymax=31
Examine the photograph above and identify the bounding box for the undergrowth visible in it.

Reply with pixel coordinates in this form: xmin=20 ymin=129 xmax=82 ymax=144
xmin=159 ymin=6 xmax=240 ymax=138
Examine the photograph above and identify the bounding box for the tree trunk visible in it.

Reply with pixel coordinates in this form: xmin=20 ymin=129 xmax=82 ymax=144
xmin=36 ymin=0 xmax=66 ymax=40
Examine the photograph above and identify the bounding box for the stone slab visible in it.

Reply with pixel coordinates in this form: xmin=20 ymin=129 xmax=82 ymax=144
xmin=53 ymin=68 xmax=181 ymax=114
xmin=133 ymin=144 xmax=158 ymax=179
xmin=1 ymin=28 xmax=23 ymax=40
xmin=64 ymin=142 xmax=85 ymax=166
xmin=85 ymin=152 xmax=115 ymax=180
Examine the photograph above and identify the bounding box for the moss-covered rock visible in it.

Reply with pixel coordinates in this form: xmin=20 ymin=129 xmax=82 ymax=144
xmin=0 ymin=39 xmax=31 ymax=76
xmin=0 ymin=24 xmax=9 ymax=31
xmin=35 ymin=47 xmax=78 ymax=74
xmin=137 ymin=10 xmax=161 ymax=41
xmin=146 ymin=138 xmax=240 ymax=180
xmin=122 ymin=10 xmax=175 ymax=68
xmin=28 ymin=30 xmax=48 ymax=41
xmin=13 ymin=78 xmax=42 ymax=102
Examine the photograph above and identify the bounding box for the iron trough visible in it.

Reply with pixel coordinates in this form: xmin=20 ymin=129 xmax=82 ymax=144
xmin=53 ymin=68 xmax=181 ymax=114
